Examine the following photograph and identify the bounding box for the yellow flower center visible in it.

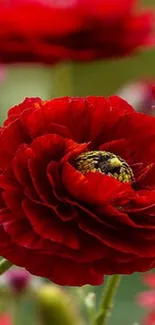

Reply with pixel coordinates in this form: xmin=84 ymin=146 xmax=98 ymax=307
xmin=74 ymin=151 xmax=134 ymax=183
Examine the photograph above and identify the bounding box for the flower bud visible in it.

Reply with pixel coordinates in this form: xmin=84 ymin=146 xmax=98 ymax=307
xmin=5 ymin=268 xmax=30 ymax=294
xmin=36 ymin=285 xmax=83 ymax=325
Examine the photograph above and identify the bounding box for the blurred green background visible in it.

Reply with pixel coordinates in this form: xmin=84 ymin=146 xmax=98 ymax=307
xmin=0 ymin=49 xmax=154 ymax=123
xmin=0 ymin=0 xmax=154 ymax=324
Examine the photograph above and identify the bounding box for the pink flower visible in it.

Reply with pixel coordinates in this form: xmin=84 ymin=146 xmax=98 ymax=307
xmin=0 ymin=314 xmax=12 ymax=325
xmin=152 ymin=86 xmax=155 ymax=100
xmin=137 ymin=291 xmax=155 ymax=308
xmin=137 ymin=274 xmax=155 ymax=308
xmin=5 ymin=268 xmax=30 ymax=293
xmin=118 ymin=80 xmax=155 ymax=115
xmin=137 ymin=273 xmax=155 ymax=325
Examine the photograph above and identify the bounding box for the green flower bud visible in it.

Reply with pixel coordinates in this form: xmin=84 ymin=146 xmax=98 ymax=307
xmin=36 ymin=285 xmax=83 ymax=325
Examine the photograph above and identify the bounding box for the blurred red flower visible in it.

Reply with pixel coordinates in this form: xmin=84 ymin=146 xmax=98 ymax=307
xmin=152 ymin=86 xmax=155 ymax=100
xmin=1 ymin=97 xmax=155 ymax=285
xmin=0 ymin=0 xmax=154 ymax=63
xmin=0 ymin=314 xmax=12 ymax=325
xmin=137 ymin=273 xmax=155 ymax=308
xmin=144 ymin=312 xmax=155 ymax=325
xmin=118 ymin=80 xmax=155 ymax=115
xmin=137 ymin=273 xmax=155 ymax=325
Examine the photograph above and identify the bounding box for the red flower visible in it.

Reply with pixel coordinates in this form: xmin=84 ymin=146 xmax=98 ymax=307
xmin=0 ymin=314 xmax=12 ymax=325
xmin=152 ymin=86 xmax=155 ymax=100
xmin=137 ymin=273 xmax=155 ymax=325
xmin=142 ymin=273 xmax=155 ymax=288
xmin=0 ymin=0 xmax=154 ymax=63
xmin=137 ymin=273 xmax=155 ymax=308
xmin=137 ymin=291 xmax=155 ymax=308
xmin=1 ymin=96 xmax=155 ymax=285
xmin=143 ymin=312 xmax=155 ymax=325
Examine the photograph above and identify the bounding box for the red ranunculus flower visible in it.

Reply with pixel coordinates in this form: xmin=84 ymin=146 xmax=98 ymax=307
xmin=0 ymin=0 xmax=154 ymax=63
xmin=1 ymin=96 xmax=155 ymax=286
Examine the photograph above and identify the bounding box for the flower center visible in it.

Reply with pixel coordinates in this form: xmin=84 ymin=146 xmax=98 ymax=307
xmin=74 ymin=150 xmax=134 ymax=183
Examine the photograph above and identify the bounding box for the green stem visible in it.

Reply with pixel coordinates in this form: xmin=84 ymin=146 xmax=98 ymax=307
xmin=52 ymin=63 xmax=73 ymax=97
xmin=95 ymin=275 xmax=121 ymax=325
xmin=0 ymin=258 xmax=13 ymax=275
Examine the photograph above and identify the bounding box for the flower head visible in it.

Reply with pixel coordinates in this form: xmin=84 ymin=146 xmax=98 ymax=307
xmin=5 ymin=268 xmax=30 ymax=293
xmin=143 ymin=312 xmax=155 ymax=325
xmin=152 ymin=86 xmax=155 ymax=100
xmin=37 ymin=284 xmax=82 ymax=325
xmin=137 ymin=273 xmax=155 ymax=308
xmin=1 ymin=96 xmax=155 ymax=285
xmin=0 ymin=0 xmax=154 ymax=63
xmin=137 ymin=273 xmax=155 ymax=325
xmin=0 ymin=314 xmax=12 ymax=325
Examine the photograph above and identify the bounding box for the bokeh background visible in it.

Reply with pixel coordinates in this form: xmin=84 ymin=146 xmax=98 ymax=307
xmin=0 ymin=0 xmax=154 ymax=324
